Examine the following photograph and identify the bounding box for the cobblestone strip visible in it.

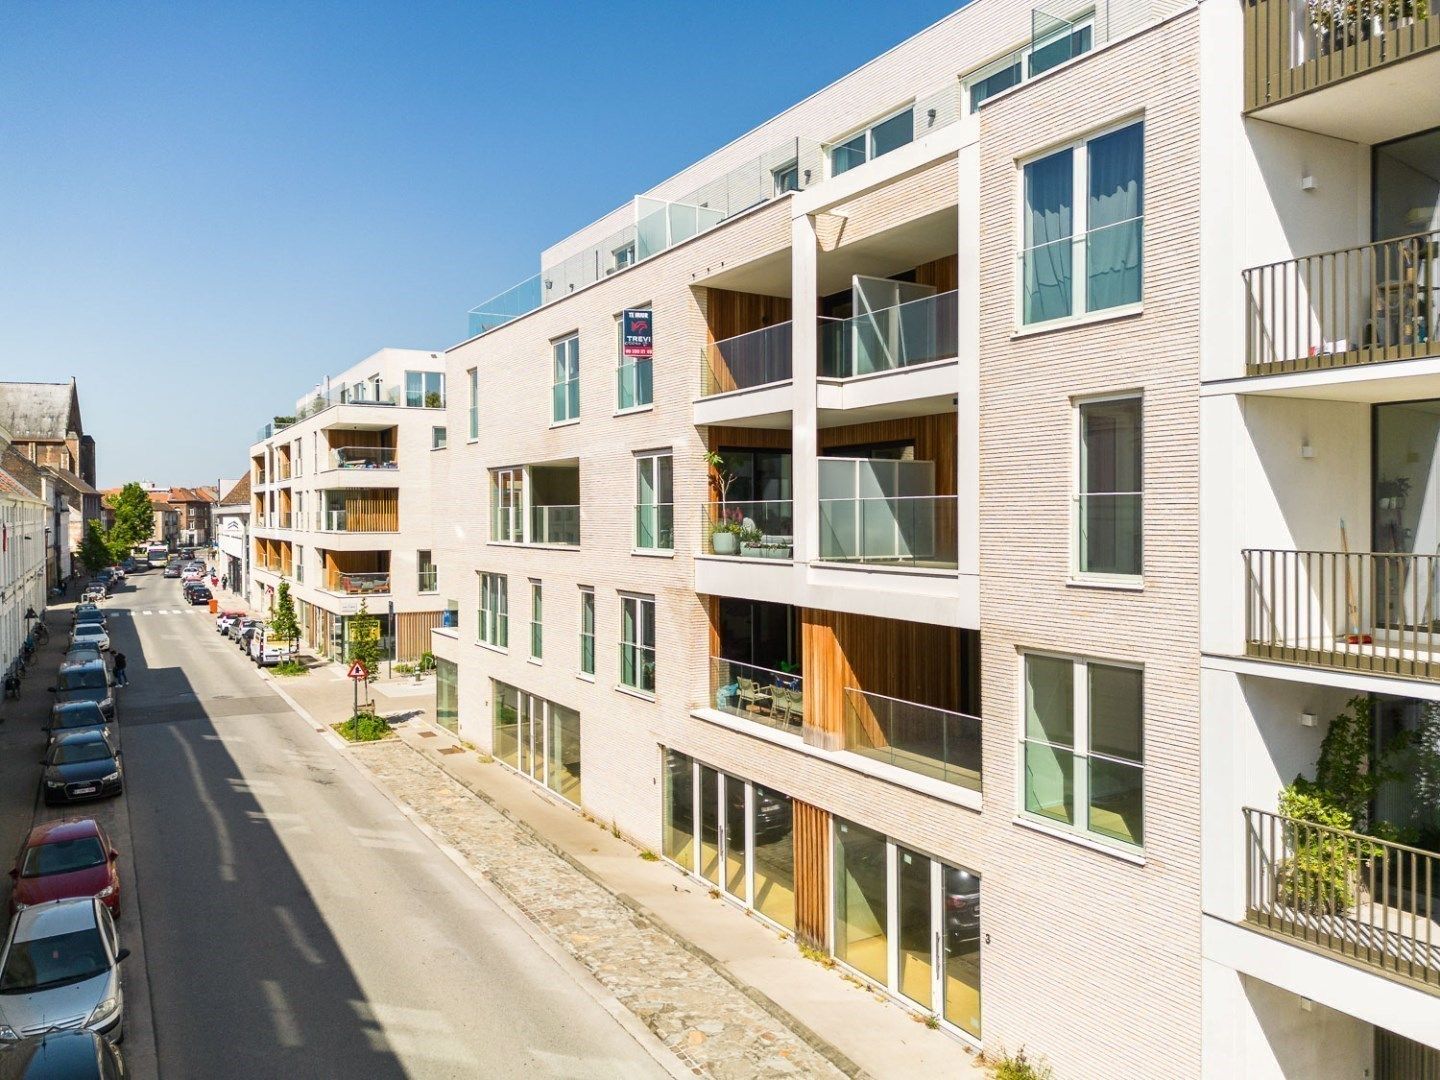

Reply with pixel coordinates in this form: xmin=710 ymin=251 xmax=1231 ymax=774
xmin=351 ymin=739 xmax=847 ymax=1079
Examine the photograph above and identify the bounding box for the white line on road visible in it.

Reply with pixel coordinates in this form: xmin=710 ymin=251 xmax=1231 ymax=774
xmin=141 ymin=611 xmax=153 ymax=616
xmin=260 ymin=980 xmax=304 ymax=1048
xmin=271 ymin=905 xmax=324 ymax=966
xmin=169 ymin=727 xmax=237 ymax=882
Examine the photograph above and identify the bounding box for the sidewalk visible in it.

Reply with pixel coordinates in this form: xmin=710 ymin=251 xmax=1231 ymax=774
xmin=267 ymin=655 xmax=986 ymax=1080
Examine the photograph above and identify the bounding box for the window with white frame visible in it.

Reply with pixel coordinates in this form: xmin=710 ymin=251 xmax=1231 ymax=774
xmin=616 ymin=308 xmax=653 ymax=411
xmin=612 ymin=242 xmax=635 ymax=271
xmin=478 ymin=572 xmax=508 ymax=648
xmin=634 ymin=451 xmax=673 ymax=551
xmin=467 ymin=368 xmax=479 ymax=439
xmin=964 ymin=15 xmax=1095 ymax=113
xmin=405 ymin=370 xmax=445 ymax=408
xmin=529 ymin=579 xmax=543 ymax=661
xmin=1022 ymin=653 xmax=1143 ymax=848
xmin=417 ymin=550 xmax=437 ymax=593
xmin=830 ymin=106 xmax=914 ymax=176
xmin=773 ymin=160 xmax=800 ymax=195
xmin=294 ymin=545 xmax=304 ymax=583
xmin=619 ymin=594 xmax=655 ymax=694
xmin=431 ymin=426 xmax=447 ymax=450
xmin=1020 ymin=120 xmax=1144 ymax=325
xmin=491 ymin=468 xmax=524 ymax=543
xmin=1076 ymin=395 xmax=1142 ymax=577
xmin=579 ymin=586 xmax=595 ymax=677
xmin=552 ymin=334 xmax=580 ymax=423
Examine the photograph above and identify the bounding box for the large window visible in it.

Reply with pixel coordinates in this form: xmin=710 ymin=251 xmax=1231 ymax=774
xmin=1022 ymin=653 xmax=1144 ymax=848
xmin=833 ymin=819 xmax=888 ymax=982
xmin=1021 ymin=121 xmax=1144 ymax=325
xmin=831 ymin=106 xmax=914 ymax=176
xmin=405 ymin=370 xmax=445 ymax=409
xmin=663 ymin=750 xmax=695 ymax=866
xmin=478 ymin=572 xmax=508 ymax=649
xmin=965 ymin=17 xmax=1095 ymax=112
xmin=491 ymin=468 xmax=524 ymax=543
xmin=467 ymin=368 xmax=479 ymax=439
xmin=552 ymin=334 xmax=580 ymax=423
xmin=579 ymin=586 xmax=595 ymax=677
xmin=435 ymin=658 xmax=458 ymax=734
xmin=634 ymin=451 xmax=673 ymax=551
xmin=491 ymin=680 xmax=582 ymax=806
xmin=1076 ymin=395 xmax=1142 ymax=577
xmin=620 ymin=594 xmax=656 ymax=694
xmin=616 ymin=309 xmax=653 ymax=411
xmin=417 ymin=550 xmax=437 ymax=593
xmin=529 ymin=579 xmax=543 ymax=661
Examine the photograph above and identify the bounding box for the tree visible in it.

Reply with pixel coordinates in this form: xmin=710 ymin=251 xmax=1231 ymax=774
xmin=106 ymin=482 xmax=155 ymax=551
xmin=346 ymin=600 xmax=382 ymax=684
xmin=270 ymin=579 xmax=300 ymax=652
xmin=77 ymin=520 xmax=114 ymax=574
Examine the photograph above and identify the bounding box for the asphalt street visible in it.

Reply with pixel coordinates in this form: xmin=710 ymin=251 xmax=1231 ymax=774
xmin=4 ymin=570 xmax=673 ymax=1079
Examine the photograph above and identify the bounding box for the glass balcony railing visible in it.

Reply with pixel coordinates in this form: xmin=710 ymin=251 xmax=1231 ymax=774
xmin=327 ymin=571 xmax=391 ymax=595
xmin=819 ymin=495 xmax=958 ymax=568
xmin=318 ymin=510 xmax=346 ymax=532
xmin=617 ymin=358 xmax=653 ymax=410
xmin=843 ymin=687 xmax=981 ymax=791
xmin=328 ymin=446 xmax=397 ymax=471
xmin=819 ymin=291 xmax=959 ymax=378
xmin=709 ymin=657 xmax=803 ymax=735
xmin=529 ymin=505 xmax=580 ymax=546
xmin=701 ymin=322 xmax=793 ymax=397
xmin=701 ymin=501 xmax=793 ymax=558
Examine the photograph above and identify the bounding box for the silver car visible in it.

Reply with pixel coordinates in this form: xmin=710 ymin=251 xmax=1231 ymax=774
xmin=70 ymin=625 xmax=110 ymax=653
xmin=0 ymin=898 xmax=126 ymax=1042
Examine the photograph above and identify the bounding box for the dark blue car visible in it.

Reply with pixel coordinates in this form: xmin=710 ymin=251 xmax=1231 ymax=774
xmin=40 ymin=732 xmax=122 ymax=806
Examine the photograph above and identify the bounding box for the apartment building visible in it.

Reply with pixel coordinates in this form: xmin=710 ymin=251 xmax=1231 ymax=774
xmin=430 ymin=3 xmax=1213 ymax=1075
xmin=215 ymin=475 xmax=251 ymax=603
xmin=0 ymin=425 xmax=50 ymax=674
xmin=247 ymin=348 xmax=447 ymax=662
xmin=1198 ymin=1 xmax=1440 ymax=1076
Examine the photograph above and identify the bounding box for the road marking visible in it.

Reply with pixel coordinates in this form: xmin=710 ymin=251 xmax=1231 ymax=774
xmin=260 ymin=980 xmax=304 ymax=1048
xmin=169 ymin=728 xmax=236 ymax=882
xmin=347 ymin=826 xmax=420 ymax=852
xmin=271 ymin=905 xmax=324 ymax=966
xmin=227 ymin=777 xmax=281 ymax=795
xmin=140 ymin=611 xmax=153 ymax=616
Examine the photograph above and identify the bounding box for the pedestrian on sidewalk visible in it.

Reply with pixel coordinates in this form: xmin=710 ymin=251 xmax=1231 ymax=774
xmin=221 ymin=574 xmax=228 ymax=592
xmin=113 ymin=652 xmax=128 ymax=688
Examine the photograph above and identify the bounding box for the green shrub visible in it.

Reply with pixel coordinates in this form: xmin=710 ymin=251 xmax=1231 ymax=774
xmin=418 ymin=651 xmax=436 ymax=672
xmin=394 ymin=662 xmax=415 ymax=676
xmin=333 ymin=711 xmax=391 ymax=742
xmin=272 ymin=659 xmax=307 ymax=677
xmin=990 ymin=1046 xmax=1053 ymax=1080
xmin=1275 ymin=785 xmax=1372 ymax=914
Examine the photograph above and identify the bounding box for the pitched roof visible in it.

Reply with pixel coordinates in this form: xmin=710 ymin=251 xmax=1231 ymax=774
xmin=0 ymin=381 xmax=80 ymax=441
xmin=219 ymin=474 xmax=250 ymax=505
xmin=0 ymin=466 xmax=40 ymax=502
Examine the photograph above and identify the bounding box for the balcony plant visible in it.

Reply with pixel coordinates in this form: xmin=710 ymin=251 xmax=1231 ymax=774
xmin=709 ymin=512 xmax=742 ymax=555
xmin=1274 ymin=786 xmax=1373 ymax=915
xmin=704 ymin=450 xmax=742 ymax=555
xmin=737 ymin=523 xmax=764 ymax=558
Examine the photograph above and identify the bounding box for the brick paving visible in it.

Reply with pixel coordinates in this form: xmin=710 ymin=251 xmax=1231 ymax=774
xmin=350 ymin=737 xmax=848 ymax=1079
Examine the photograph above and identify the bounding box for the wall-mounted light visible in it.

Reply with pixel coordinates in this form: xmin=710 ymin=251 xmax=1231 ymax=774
xmin=1299 ymin=440 xmax=1314 ymax=459
xmin=1299 ymin=711 xmax=1317 ymax=728
xmin=927 ymin=108 xmax=937 ymax=124
xmin=1300 ymin=174 xmax=1317 ymax=192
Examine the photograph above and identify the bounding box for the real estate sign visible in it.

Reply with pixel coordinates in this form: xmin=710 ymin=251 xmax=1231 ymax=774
xmin=622 ymin=309 xmax=653 ymax=357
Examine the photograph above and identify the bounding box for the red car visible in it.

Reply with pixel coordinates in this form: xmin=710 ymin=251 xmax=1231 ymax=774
xmin=7 ymin=818 xmax=121 ymax=918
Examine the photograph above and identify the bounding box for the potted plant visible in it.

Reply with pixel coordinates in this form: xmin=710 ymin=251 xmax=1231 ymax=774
xmin=425 ymin=391 xmax=443 ymax=408
xmin=710 ymin=512 xmax=742 ymax=555
xmin=759 ymin=539 xmax=793 ymax=560
xmin=1377 ymin=475 xmax=1411 ymax=511
xmin=704 ymin=450 xmax=744 ymax=555
xmin=738 ymin=524 xmax=764 ymax=558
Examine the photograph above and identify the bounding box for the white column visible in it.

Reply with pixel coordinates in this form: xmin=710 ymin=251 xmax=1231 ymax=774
xmin=791 ymin=212 xmax=820 ymax=568
xmin=955 ymin=142 xmax=981 ymax=580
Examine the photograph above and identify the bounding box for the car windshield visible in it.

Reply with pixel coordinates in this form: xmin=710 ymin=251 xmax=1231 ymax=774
xmin=0 ymin=928 xmax=108 ymax=992
xmin=49 ymin=742 xmax=112 ymax=766
xmin=20 ymin=838 xmax=105 ymax=879
xmin=58 ymin=670 xmax=106 ymax=691
xmin=73 ymin=628 xmax=104 ymax=640
xmin=54 ymin=706 xmax=104 ymax=728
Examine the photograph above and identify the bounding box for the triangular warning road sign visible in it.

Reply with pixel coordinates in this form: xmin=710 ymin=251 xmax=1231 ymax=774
xmin=347 ymin=661 xmax=369 ymax=680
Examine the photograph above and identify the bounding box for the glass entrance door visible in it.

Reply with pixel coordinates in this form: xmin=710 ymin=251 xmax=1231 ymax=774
xmin=723 ymin=775 xmax=748 ymax=900
xmin=896 ymin=848 xmax=934 ymax=1008
xmin=521 ymin=693 xmax=544 ymax=783
xmin=699 ymin=766 xmax=721 ymax=885
xmin=942 ymin=864 xmax=982 ymax=1038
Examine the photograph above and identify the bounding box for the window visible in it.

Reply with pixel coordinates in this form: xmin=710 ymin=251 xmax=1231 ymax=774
xmin=617 ymin=308 xmax=653 ymax=411
xmin=830 ymin=106 xmax=914 ymax=176
xmin=295 ymin=441 xmax=303 ymax=476
xmin=417 ymin=550 xmax=437 ymax=593
xmin=467 ymin=368 xmax=479 ymax=439
xmin=405 ymin=370 xmax=445 ymax=408
xmin=529 ymin=580 xmax=543 ymax=661
xmin=619 ymin=594 xmax=656 ymax=693
xmin=773 ymin=161 xmax=800 ymax=195
xmin=432 ymin=426 xmax=447 ymax=450
xmin=491 ymin=468 xmax=524 ymax=543
xmin=294 ymin=545 xmax=304 ymax=583
xmin=612 ymin=242 xmax=635 ymax=271
xmin=965 ymin=18 xmax=1094 ymax=112
xmin=552 ymin=334 xmax=580 ymax=423
xmin=579 ymin=587 xmax=595 ymax=677
xmin=478 ymin=573 xmax=508 ymax=648
xmin=634 ymin=451 xmax=673 ymax=551
xmin=1022 ymin=653 xmax=1143 ymax=848
xmin=1021 ymin=121 xmax=1144 ymax=325
xmin=1076 ymin=395 xmax=1142 ymax=577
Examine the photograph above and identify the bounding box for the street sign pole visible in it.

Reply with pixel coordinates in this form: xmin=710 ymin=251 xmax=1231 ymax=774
xmin=387 ymin=600 xmax=395 ymax=681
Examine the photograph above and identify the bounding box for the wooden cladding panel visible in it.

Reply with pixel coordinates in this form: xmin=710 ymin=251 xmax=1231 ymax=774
xmin=326 ymin=428 xmax=388 ymax=451
xmin=913 ymin=254 xmax=958 ymax=294
xmin=338 ymin=489 xmax=399 ymax=532
xmin=397 ymin=611 xmax=445 ymax=661
xmin=792 ymin=800 xmax=830 ymax=951
xmin=818 ymin=413 xmax=956 ymax=495
xmin=705 ymin=288 xmax=791 ymax=345
xmin=704 ymin=427 xmax=793 ymax=452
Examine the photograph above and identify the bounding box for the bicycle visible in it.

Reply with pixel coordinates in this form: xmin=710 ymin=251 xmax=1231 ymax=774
xmin=32 ymin=622 xmax=49 ymax=645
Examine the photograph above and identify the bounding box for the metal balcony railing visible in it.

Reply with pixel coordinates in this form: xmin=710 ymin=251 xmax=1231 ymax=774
xmin=709 ymin=657 xmax=803 ymax=735
xmin=700 ymin=322 xmax=793 ymax=397
xmin=702 ymin=500 xmax=794 ymax=558
xmin=529 ymin=505 xmax=580 ymax=546
xmin=329 ymin=446 xmax=397 ymax=470
xmin=819 ymin=291 xmax=960 ymax=378
xmin=1245 ymin=805 xmax=1440 ymax=991
xmin=1244 ymin=0 xmax=1440 ymax=111
xmin=1244 ymin=548 xmax=1440 ymax=680
xmin=1244 ymin=229 xmax=1440 ymax=375
xmin=327 ymin=571 xmax=391 ymax=595
xmin=819 ymin=495 xmax=958 ymax=568
xmin=844 ymin=688 xmax=981 ymax=791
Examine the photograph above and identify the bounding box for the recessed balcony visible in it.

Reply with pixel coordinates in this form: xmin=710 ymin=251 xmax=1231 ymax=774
xmin=325 ymin=570 xmax=391 ymax=596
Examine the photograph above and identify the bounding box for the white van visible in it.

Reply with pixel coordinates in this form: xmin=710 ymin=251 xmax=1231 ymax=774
xmin=249 ymin=627 xmax=298 ymax=667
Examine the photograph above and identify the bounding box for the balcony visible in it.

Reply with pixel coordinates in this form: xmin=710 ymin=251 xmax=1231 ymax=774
xmin=1244 ymin=805 xmax=1440 ymax=992
xmin=275 ymin=462 xmax=292 ymax=481
xmin=700 ymin=322 xmax=793 ymax=397
xmin=701 ymin=500 xmax=794 ymax=559
xmin=529 ymin=504 xmax=580 ymax=546
xmin=709 ymin=657 xmax=803 ymax=736
xmin=328 ymin=446 xmax=398 ymax=471
xmin=326 ymin=571 xmax=391 ymax=596
xmin=843 ymin=688 xmax=981 ymax=791
xmin=819 ymin=495 xmax=958 ymax=569
xmin=277 ymin=513 xmax=293 ymax=530
xmin=818 ymin=290 xmax=958 ymax=379
xmin=1244 ymin=0 xmax=1440 ymax=138
xmin=1244 ymin=230 xmax=1440 ymax=377
xmin=1244 ymin=548 xmax=1440 ymax=680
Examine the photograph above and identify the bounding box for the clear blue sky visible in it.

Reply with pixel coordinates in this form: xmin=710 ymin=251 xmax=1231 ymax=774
xmin=0 ymin=1 xmax=965 ymax=488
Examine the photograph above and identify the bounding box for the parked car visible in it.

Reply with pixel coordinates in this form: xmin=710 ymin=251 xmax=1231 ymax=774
xmin=0 ymin=1029 xmax=126 ymax=1080
xmin=249 ymin=628 xmax=296 ymax=667
xmin=0 ymin=898 xmax=127 ymax=1042
xmin=161 ymin=565 xmax=180 ymax=579
xmin=72 ymin=610 xmax=107 ymax=632
xmin=80 ymin=587 xmax=106 ymax=604
xmin=214 ymin=611 xmax=244 ymax=634
xmin=228 ymin=617 xmax=260 ymax=643
xmin=8 ymin=820 xmax=120 ymax=918
xmin=179 ymin=567 xmax=203 ymax=584
xmin=49 ymin=662 xmax=115 ymax=722
xmin=237 ymin=623 xmax=263 ymax=653
xmin=40 ymin=733 xmax=122 ymax=806
xmin=185 ymin=587 xmax=211 ymax=606
xmin=61 ymin=648 xmax=108 ymax=677
xmin=69 ymin=625 xmax=110 ymax=654
xmin=45 ymin=702 xmax=117 ymax=750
